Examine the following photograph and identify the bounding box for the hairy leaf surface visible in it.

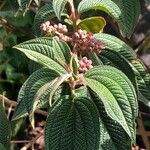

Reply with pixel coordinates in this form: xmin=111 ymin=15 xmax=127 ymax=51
xmin=89 ymin=90 xmax=131 ymax=150
xmin=14 ymin=37 xmax=71 ymax=66
xmin=98 ymin=49 xmax=137 ymax=88
xmin=78 ymin=0 xmax=140 ymax=37
xmin=34 ymin=4 xmax=56 ymax=35
xmin=95 ymin=33 xmax=150 ymax=105
xmin=45 ymin=96 xmax=100 ymax=150
xmin=53 ymin=0 xmax=69 ymax=20
xmin=94 ymin=33 xmax=136 ymax=60
xmin=84 ymin=66 xmax=137 ymax=142
xmin=12 ymin=68 xmax=59 ymax=120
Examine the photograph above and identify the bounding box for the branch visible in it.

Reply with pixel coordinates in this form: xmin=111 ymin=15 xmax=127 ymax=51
xmin=0 ymin=0 xmax=7 ymax=10
xmin=20 ymin=132 xmax=43 ymax=150
xmin=137 ymin=113 xmax=150 ymax=149
xmin=0 ymin=95 xmax=48 ymax=117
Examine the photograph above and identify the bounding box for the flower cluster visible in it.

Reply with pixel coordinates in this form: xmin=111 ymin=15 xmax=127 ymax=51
xmin=71 ymin=29 xmax=105 ymax=54
xmin=40 ymin=22 xmax=105 ymax=54
xmin=78 ymin=57 xmax=93 ymax=72
xmin=40 ymin=21 xmax=70 ymax=42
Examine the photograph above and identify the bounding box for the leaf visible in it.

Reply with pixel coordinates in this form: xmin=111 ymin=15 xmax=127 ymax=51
xmin=94 ymin=33 xmax=136 ymax=60
xmin=15 ymin=47 xmax=66 ymax=74
xmin=78 ymin=16 xmax=106 ymax=33
xmin=12 ymin=68 xmax=59 ymax=120
xmin=53 ymin=39 xmax=71 ymax=64
xmin=33 ymin=4 xmax=56 ymax=36
xmin=98 ymin=49 xmax=137 ymax=88
xmin=89 ymin=90 xmax=131 ymax=150
xmin=14 ymin=37 xmax=71 ymax=68
xmin=78 ymin=0 xmax=140 ymax=37
xmin=48 ymin=73 xmax=72 ymax=106
xmin=131 ymin=59 xmax=150 ymax=106
xmin=45 ymin=96 xmax=100 ymax=150
xmin=84 ymin=65 xmax=137 ymax=142
xmin=94 ymin=33 xmax=150 ymax=105
xmin=53 ymin=0 xmax=69 ymax=20
xmin=0 ymin=102 xmax=11 ymax=150
xmin=0 ymin=143 xmax=6 ymax=150
xmin=31 ymin=73 xmax=72 ymax=119
xmin=76 ymin=87 xmax=132 ymax=149
xmin=88 ymin=52 xmax=103 ymax=66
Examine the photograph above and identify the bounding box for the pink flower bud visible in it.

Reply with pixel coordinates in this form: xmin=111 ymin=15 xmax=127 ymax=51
xmin=40 ymin=22 xmax=68 ymax=37
xmin=54 ymin=24 xmax=58 ymax=29
xmin=71 ymin=29 xmax=105 ymax=54
xmin=45 ymin=21 xmax=50 ymax=26
xmin=78 ymin=57 xmax=93 ymax=72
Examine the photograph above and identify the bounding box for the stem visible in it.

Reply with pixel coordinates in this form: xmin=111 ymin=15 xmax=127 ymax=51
xmin=20 ymin=132 xmax=43 ymax=150
xmin=68 ymin=0 xmax=77 ymax=30
xmin=0 ymin=0 xmax=7 ymax=10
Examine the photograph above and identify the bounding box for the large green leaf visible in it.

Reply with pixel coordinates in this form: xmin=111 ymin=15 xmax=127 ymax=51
xmin=98 ymin=49 xmax=137 ymax=88
xmin=94 ymin=33 xmax=136 ymax=60
xmin=12 ymin=68 xmax=59 ymax=120
xmin=75 ymin=87 xmax=132 ymax=149
xmin=45 ymin=96 xmax=100 ymax=150
xmin=14 ymin=37 xmax=71 ymax=65
xmin=52 ymin=0 xmax=69 ymax=20
xmin=89 ymin=90 xmax=131 ymax=150
xmin=34 ymin=4 xmax=56 ymax=36
xmin=132 ymin=60 xmax=150 ymax=106
xmin=14 ymin=37 xmax=71 ymax=74
xmin=0 ymin=102 xmax=10 ymax=150
xmin=14 ymin=47 xmax=66 ymax=74
xmin=84 ymin=66 xmax=137 ymax=142
xmin=94 ymin=33 xmax=150 ymax=105
xmin=78 ymin=0 xmax=140 ymax=37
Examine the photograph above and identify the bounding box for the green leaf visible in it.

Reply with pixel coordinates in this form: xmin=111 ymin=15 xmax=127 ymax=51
xmin=14 ymin=47 xmax=66 ymax=74
xmin=0 ymin=143 xmax=6 ymax=150
xmin=0 ymin=102 xmax=10 ymax=150
xmin=12 ymin=68 xmax=59 ymax=120
xmin=89 ymin=90 xmax=131 ymax=150
xmin=98 ymin=49 xmax=137 ymax=88
xmin=13 ymin=37 xmax=71 ymax=75
xmin=76 ymin=87 xmax=132 ymax=149
xmin=78 ymin=0 xmax=140 ymax=37
xmin=94 ymin=33 xmax=136 ymax=60
xmin=84 ymin=65 xmax=137 ymax=142
xmin=94 ymin=33 xmax=150 ymax=106
xmin=88 ymin=52 xmax=103 ymax=66
xmin=34 ymin=4 xmax=56 ymax=36
xmin=14 ymin=37 xmax=71 ymax=68
xmin=131 ymin=60 xmax=150 ymax=106
xmin=48 ymin=73 xmax=72 ymax=106
xmin=45 ymin=96 xmax=100 ymax=150
xmin=53 ymin=0 xmax=68 ymax=20
xmin=78 ymin=16 xmax=106 ymax=33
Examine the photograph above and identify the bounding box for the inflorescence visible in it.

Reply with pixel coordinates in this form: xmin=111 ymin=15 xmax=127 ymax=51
xmin=40 ymin=21 xmax=105 ymax=72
